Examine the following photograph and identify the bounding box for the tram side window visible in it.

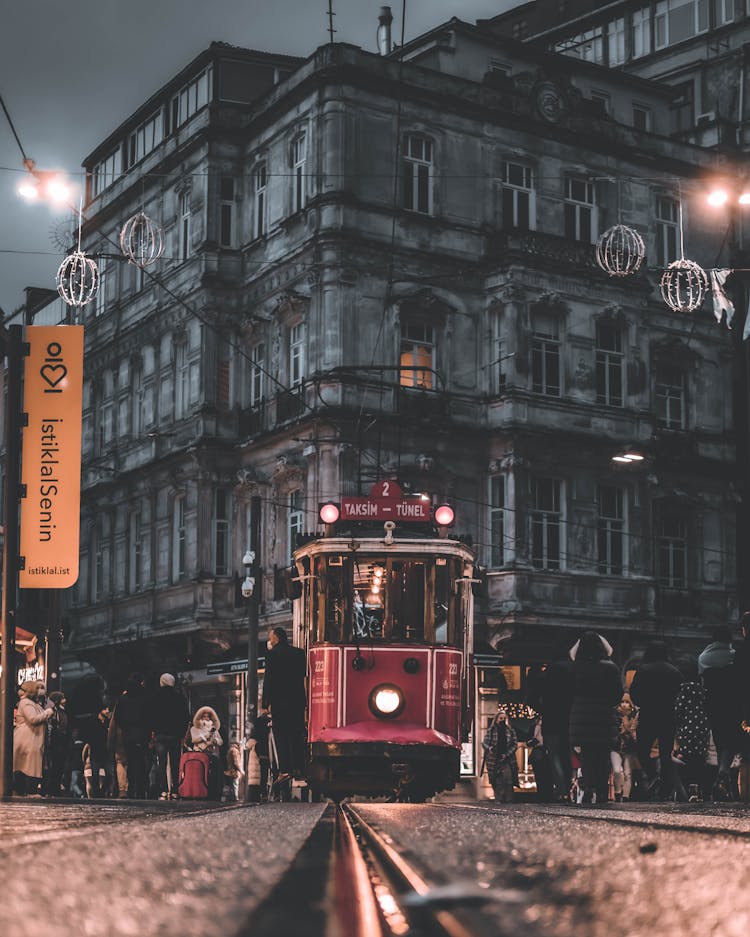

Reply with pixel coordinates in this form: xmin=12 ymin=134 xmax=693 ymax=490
xmin=323 ymin=555 xmax=350 ymax=642
xmin=390 ymin=561 xmax=425 ymax=642
xmin=434 ymin=559 xmax=451 ymax=644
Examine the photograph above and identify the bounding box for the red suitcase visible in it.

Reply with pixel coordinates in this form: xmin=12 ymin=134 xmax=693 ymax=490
xmin=177 ymin=751 xmax=210 ymax=799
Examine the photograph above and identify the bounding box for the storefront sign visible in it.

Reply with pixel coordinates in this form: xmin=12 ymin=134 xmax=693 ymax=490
xmin=19 ymin=326 xmax=84 ymax=589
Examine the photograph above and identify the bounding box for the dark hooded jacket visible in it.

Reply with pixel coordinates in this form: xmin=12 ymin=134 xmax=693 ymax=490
xmin=629 ymin=642 xmax=683 ymax=727
xmin=148 ymin=686 xmax=190 ymax=738
xmin=569 ymin=632 xmax=622 ymax=748
xmin=262 ymin=641 xmax=306 ymax=719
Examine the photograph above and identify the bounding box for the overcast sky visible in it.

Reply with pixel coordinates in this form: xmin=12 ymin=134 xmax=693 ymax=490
xmin=0 ymin=0 xmax=516 ymax=316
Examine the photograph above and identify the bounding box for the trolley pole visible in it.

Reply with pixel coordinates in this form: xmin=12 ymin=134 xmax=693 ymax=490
xmin=0 ymin=325 xmax=24 ymax=798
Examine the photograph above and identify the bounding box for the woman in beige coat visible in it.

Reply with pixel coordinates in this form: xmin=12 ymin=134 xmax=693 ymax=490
xmin=14 ymin=680 xmax=54 ymax=795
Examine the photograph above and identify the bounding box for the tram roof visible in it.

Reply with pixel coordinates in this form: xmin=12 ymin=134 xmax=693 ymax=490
xmin=293 ymin=533 xmax=475 ymax=561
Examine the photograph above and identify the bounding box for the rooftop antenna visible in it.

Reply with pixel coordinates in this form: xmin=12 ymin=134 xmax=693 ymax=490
xmin=327 ymin=0 xmax=336 ymax=44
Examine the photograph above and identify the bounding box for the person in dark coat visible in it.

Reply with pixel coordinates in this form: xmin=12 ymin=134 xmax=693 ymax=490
xmin=110 ymin=673 xmax=149 ymax=799
xmin=698 ymin=625 xmax=740 ymax=800
xmin=482 ymin=706 xmax=518 ymax=803
xmin=148 ymin=673 xmax=190 ymax=799
xmin=672 ymin=680 xmax=711 ymax=803
xmin=262 ymin=626 xmax=307 ymax=785
xmin=45 ymin=691 xmax=71 ymax=796
xmin=530 ymin=649 xmax=573 ymax=802
xmin=629 ymin=640 xmax=683 ymax=800
xmin=569 ymin=631 xmax=622 ymax=804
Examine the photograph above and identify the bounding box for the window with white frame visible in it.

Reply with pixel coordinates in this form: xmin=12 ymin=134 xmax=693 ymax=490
xmin=179 ymin=191 xmax=191 ymax=261
xmin=489 ymin=475 xmax=505 ymax=567
xmin=501 ymin=161 xmax=534 ymax=230
xmin=288 ymin=489 xmax=303 ymax=562
xmin=596 ymin=321 xmax=624 ymax=407
xmin=213 ymin=488 xmax=230 ymax=576
xmin=253 ymin=162 xmax=267 ymax=239
xmin=132 ymin=368 xmax=144 ymax=437
xmin=172 ymin=494 xmax=186 ymax=583
xmin=656 ymin=363 xmax=687 ymax=429
xmin=564 ymin=176 xmax=597 ymax=243
xmin=632 ymin=7 xmax=652 ymax=58
xmin=531 ymin=477 xmax=562 ymax=571
xmin=95 ymin=257 xmax=107 ymax=317
xmin=291 ymin=133 xmax=307 ymax=213
xmin=400 ymin=322 xmax=435 ymax=389
xmin=633 ymin=103 xmax=652 ymax=131
xmin=491 ymin=311 xmax=507 ymax=395
xmin=654 ymin=0 xmax=709 ymax=50
xmin=402 ymin=134 xmax=433 ymax=215
xmin=289 ymin=323 xmax=305 ymax=387
xmin=129 ymin=511 xmax=143 ymax=592
xmin=250 ymin=342 xmax=265 ymax=405
xmin=219 ymin=176 xmax=235 ymax=248
xmin=608 ymin=18 xmax=626 ymax=65
xmin=657 ymin=508 xmax=687 ymax=587
xmin=591 ymin=90 xmax=611 ymax=116
xmin=718 ymin=0 xmax=734 ymax=24
xmin=656 ymin=195 xmax=679 ymax=267
xmin=598 ymin=485 xmax=625 ymax=575
xmin=92 ymin=527 xmax=104 ymax=602
xmin=531 ymin=312 xmax=560 ymax=397
xmin=174 ymin=341 xmax=189 ymax=419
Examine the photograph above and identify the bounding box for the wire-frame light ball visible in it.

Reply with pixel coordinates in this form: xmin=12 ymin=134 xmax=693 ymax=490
xmin=56 ymin=250 xmax=100 ymax=307
xmin=119 ymin=210 xmax=164 ymax=267
xmin=659 ymin=258 xmax=709 ymax=313
xmin=595 ymin=224 xmax=646 ymax=277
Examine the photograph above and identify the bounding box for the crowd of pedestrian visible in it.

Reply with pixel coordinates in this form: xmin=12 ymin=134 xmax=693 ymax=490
xmin=483 ymin=617 xmax=750 ymax=805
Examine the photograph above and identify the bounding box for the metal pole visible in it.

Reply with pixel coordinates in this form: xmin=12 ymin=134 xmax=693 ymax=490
xmin=0 ymin=325 xmax=24 ymax=798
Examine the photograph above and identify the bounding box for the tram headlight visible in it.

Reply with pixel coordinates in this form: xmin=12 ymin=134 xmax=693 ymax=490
xmin=369 ymin=683 xmax=405 ymax=719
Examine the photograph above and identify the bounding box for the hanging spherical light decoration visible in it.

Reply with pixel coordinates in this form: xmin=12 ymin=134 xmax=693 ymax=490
xmin=119 ymin=210 xmax=164 ymax=267
xmin=595 ymin=223 xmax=646 ymax=277
xmin=56 ymin=250 xmax=100 ymax=307
xmin=660 ymin=258 xmax=709 ymax=313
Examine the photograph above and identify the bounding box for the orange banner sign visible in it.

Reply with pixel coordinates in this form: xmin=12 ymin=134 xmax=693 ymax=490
xmin=19 ymin=326 xmax=84 ymax=589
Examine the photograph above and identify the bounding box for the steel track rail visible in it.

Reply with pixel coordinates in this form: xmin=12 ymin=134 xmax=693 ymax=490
xmin=340 ymin=803 xmax=501 ymax=937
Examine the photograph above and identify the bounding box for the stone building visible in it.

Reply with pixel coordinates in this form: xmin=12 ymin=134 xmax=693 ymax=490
xmin=23 ymin=13 xmax=737 ymax=728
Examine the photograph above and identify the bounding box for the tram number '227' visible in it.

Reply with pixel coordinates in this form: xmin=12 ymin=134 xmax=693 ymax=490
xmin=448 ymin=663 xmax=458 ymax=676
xmin=314 ymin=660 xmax=325 ymax=673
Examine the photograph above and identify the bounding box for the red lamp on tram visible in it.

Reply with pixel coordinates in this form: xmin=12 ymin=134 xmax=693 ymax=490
xmin=433 ymin=504 xmax=455 ymax=528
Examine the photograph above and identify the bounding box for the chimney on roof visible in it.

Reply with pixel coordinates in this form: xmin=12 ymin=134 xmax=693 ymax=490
xmin=377 ymin=6 xmax=393 ymax=55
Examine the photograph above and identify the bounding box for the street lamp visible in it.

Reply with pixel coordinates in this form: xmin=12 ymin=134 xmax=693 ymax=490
xmin=16 ymin=160 xmax=75 ymax=208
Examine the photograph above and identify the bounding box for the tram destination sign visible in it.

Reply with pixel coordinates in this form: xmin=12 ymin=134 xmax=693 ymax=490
xmin=341 ymin=480 xmax=431 ymax=522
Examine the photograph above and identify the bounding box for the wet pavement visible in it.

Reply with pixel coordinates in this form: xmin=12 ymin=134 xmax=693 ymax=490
xmin=0 ymin=800 xmax=326 ymax=937
xmin=2 ymin=799 xmax=749 ymax=937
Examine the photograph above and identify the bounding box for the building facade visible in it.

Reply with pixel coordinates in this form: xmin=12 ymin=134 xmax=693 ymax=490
xmin=3 ymin=16 xmax=738 ymax=732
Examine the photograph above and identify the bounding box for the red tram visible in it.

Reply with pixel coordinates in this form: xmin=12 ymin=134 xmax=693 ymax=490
xmin=293 ymin=482 xmax=475 ymax=801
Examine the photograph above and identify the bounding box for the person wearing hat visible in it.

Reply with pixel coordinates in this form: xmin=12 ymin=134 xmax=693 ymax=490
xmin=148 ymin=674 xmax=190 ymax=800
xmin=13 ymin=680 xmax=54 ymax=796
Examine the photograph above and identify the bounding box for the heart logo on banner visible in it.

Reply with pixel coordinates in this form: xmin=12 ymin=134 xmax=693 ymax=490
xmin=40 ymin=364 xmax=67 ymax=387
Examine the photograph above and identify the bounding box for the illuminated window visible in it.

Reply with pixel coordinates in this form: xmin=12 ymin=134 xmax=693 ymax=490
xmin=531 ymin=313 xmax=560 ymax=397
xmin=564 ymin=176 xmax=597 ymax=243
xmin=501 ymin=161 xmax=534 ymax=230
xmin=402 ymin=134 xmax=433 ymax=215
xmin=531 ymin=478 xmax=562 ymax=571
xmin=598 ymin=485 xmax=625 ymax=575
xmin=400 ymin=323 xmax=435 ymax=389
xmin=596 ymin=322 xmax=624 ymax=407
xmin=655 ymin=363 xmax=686 ymax=429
